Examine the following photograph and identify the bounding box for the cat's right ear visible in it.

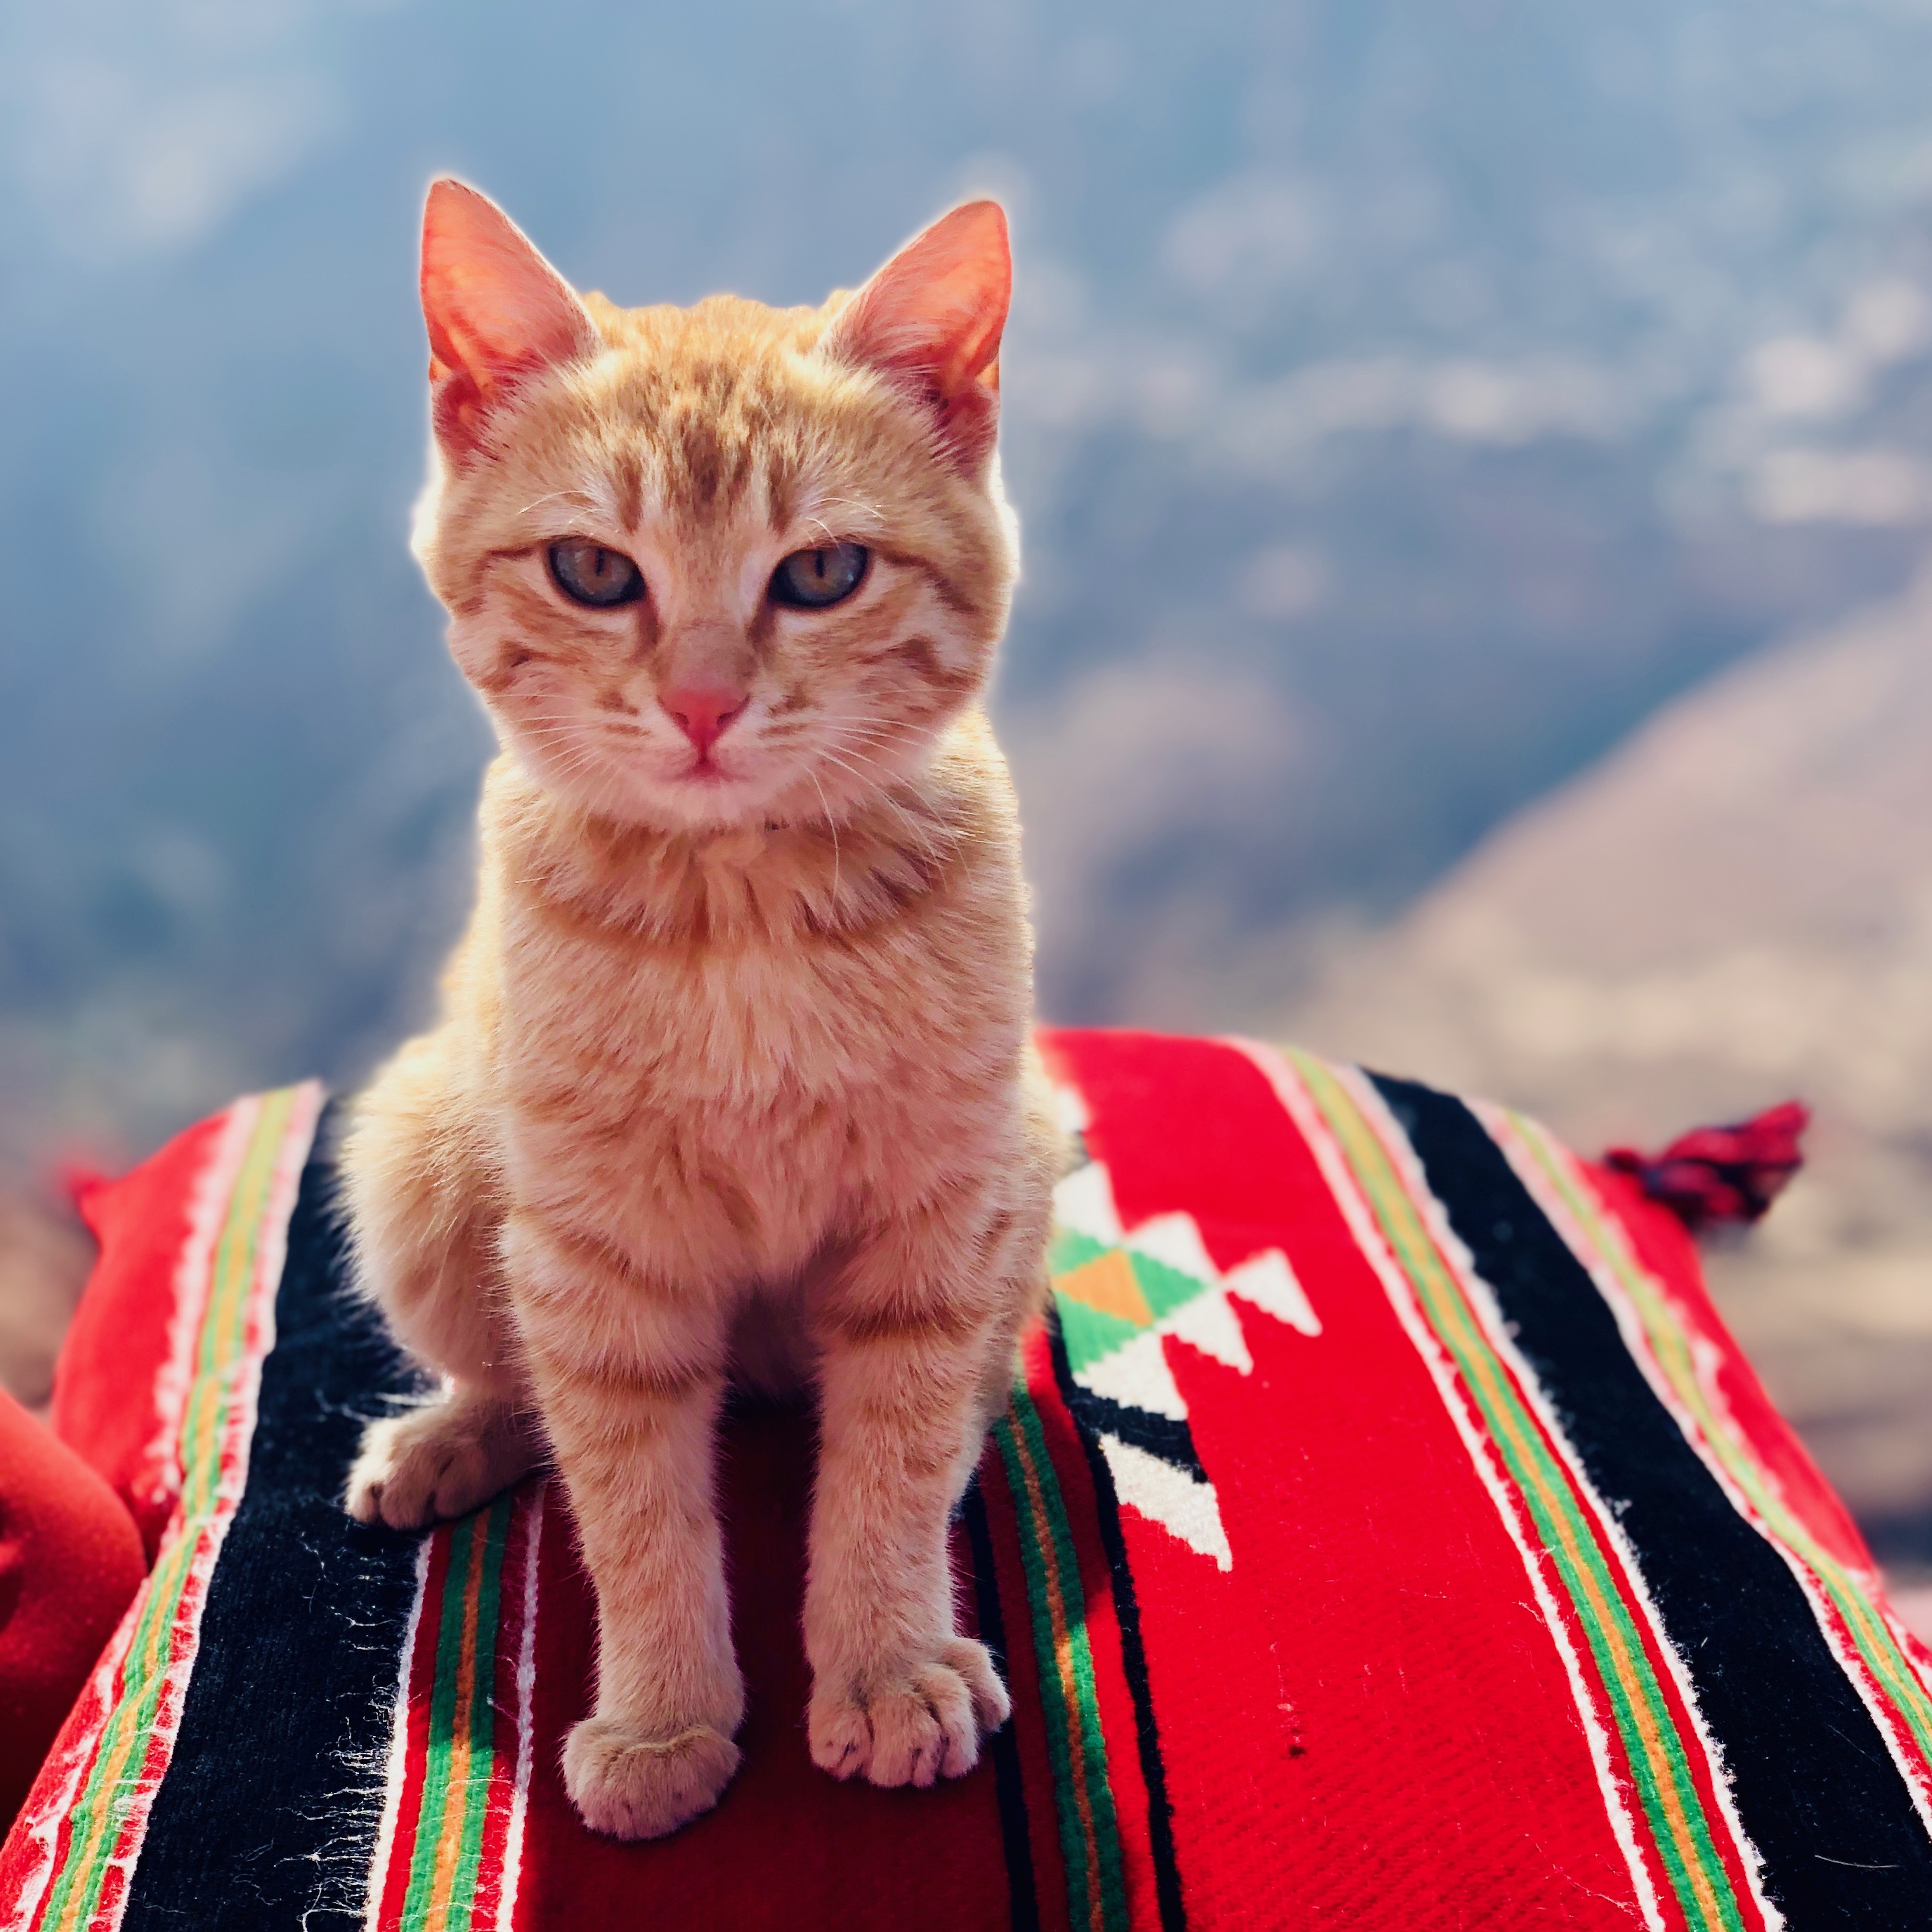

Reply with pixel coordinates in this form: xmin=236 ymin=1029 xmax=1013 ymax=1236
xmin=818 ymin=201 xmax=1012 ymax=472
xmin=421 ymin=178 xmax=599 ymax=462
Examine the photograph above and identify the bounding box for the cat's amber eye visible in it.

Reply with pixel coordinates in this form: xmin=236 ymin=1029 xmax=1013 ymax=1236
xmin=548 ymin=539 xmax=645 ymax=608
xmin=770 ymin=542 xmax=869 ymax=610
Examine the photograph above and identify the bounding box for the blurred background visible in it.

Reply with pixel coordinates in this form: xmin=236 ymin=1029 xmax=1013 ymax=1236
xmin=2 ymin=0 xmax=1930 ymax=1578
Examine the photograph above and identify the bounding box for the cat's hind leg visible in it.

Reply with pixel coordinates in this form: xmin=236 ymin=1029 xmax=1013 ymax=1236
xmin=339 ymin=1027 xmax=542 ymax=1529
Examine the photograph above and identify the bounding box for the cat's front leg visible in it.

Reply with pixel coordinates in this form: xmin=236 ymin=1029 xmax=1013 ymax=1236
xmin=507 ymin=1209 xmax=744 ymax=1841
xmin=804 ymin=1208 xmax=1020 ymax=1789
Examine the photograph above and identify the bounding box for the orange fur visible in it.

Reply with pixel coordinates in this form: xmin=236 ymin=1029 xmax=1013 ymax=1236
xmin=341 ymin=181 xmax=1057 ymax=1840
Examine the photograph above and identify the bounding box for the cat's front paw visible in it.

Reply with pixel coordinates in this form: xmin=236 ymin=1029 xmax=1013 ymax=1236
xmin=563 ymin=1716 xmax=742 ymax=1840
xmin=344 ymin=1399 xmax=537 ymax=1529
xmin=809 ymin=1636 xmax=1012 ymax=1788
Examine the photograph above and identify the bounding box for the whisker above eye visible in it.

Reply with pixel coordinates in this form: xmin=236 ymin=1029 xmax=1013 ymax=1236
xmin=809 ymin=494 xmax=885 ymax=527
xmin=516 ymin=488 xmax=601 ymax=519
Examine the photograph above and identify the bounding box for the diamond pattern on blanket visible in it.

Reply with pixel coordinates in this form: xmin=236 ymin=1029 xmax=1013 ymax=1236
xmin=1047 ymin=1084 xmax=1320 ymax=1570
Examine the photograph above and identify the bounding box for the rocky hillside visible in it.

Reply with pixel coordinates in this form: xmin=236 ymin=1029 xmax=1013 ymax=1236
xmin=1281 ymin=577 xmax=1932 ymax=1560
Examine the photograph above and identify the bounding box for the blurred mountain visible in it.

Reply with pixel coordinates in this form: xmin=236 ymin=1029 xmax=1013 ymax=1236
xmin=1281 ymin=575 xmax=1932 ymax=1558
xmin=11 ymin=0 xmax=1932 ymax=1161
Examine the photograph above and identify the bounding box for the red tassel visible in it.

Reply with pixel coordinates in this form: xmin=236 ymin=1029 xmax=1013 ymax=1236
xmin=1604 ymin=1101 xmax=1809 ymax=1233
xmin=53 ymin=1158 xmax=116 ymax=1232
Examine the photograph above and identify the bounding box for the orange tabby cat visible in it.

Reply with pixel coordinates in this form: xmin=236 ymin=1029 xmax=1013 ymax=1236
xmin=339 ymin=178 xmax=1058 ymax=1842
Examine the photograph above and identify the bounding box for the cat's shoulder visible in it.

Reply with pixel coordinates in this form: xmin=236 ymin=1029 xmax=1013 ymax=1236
xmin=926 ymin=709 xmax=1019 ymax=829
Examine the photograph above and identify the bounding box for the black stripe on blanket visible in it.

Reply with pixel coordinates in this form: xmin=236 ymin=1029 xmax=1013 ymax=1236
xmin=962 ymin=1477 xmax=1042 ymax=1932
xmin=1050 ymin=1317 xmax=1190 ymax=1932
xmin=123 ymin=1116 xmax=427 ymax=1932
xmin=1371 ymin=1071 xmax=1932 ymax=1931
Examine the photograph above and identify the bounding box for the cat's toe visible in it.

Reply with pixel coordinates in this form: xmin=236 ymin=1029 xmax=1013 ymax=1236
xmin=809 ymin=1638 xmax=1009 ymax=1789
xmin=563 ymin=1716 xmax=741 ymax=1840
xmin=941 ymin=1636 xmax=1012 ymax=1733
xmin=344 ymin=1406 xmax=533 ymax=1529
xmin=809 ymin=1678 xmax=955 ymax=1789
xmin=344 ymin=1418 xmax=434 ymax=1528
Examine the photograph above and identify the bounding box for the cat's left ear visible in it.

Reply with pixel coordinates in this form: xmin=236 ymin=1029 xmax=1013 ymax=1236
xmin=820 ymin=201 xmax=1011 ymax=471
xmin=421 ymin=177 xmax=600 ymax=462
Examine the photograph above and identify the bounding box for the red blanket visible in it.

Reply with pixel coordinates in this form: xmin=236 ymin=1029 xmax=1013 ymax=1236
xmin=6 ymin=1032 xmax=1930 ymax=1929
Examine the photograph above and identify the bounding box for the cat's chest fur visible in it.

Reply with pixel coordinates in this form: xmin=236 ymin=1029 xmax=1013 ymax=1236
xmin=480 ymin=755 xmax=1027 ymax=1279
xmin=502 ymin=897 xmax=951 ymax=1105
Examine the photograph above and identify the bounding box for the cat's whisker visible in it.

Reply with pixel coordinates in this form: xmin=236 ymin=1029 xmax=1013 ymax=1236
xmin=821 ymin=719 xmax=908 ymax=743
xmin=823 ymin=731 xmax=932 ymax=782
xmin=517 ymin=488 xmax=600 ymax=518
xmin=808 ymin=494 xmax=886 ymax=532
xmin=807 ymin=768 xmax=841 ymax=902
xmin=823 ymin=716 xmax=936 ymax=752
xmin=811 ymin=748 xmax=890 ymax=811
xmin=812 ymin=747 xmax=953 ymax=868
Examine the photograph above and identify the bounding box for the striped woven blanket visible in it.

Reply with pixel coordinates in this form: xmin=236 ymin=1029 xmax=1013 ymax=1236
xmin=4 ymin=1031 xmax=1929 ymax=1931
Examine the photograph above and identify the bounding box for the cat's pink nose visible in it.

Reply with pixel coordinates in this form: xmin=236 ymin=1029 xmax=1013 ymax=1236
xmin=658 ymin=684 xmax=749 ymax=754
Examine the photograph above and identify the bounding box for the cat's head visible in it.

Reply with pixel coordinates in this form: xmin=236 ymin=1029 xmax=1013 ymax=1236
xmin=410 ymin=178 xmax=1017 ymax=834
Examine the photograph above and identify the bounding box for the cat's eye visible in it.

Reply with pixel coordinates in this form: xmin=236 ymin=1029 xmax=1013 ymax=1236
xmin=548 ymin=539 xmax=645 ymax=608
xmin=770 ymin=542 xmax=868 ymax=610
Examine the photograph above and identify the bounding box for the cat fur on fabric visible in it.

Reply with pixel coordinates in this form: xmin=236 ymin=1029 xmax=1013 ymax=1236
xmin=339 ymin=178 xmax=1058 ymax=1843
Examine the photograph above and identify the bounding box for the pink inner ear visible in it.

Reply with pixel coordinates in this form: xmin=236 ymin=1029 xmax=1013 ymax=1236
xmin=421 ymin=179 xmax=598 ymax=453
xmin=825 ymin=202 xmax=1012 ymax=464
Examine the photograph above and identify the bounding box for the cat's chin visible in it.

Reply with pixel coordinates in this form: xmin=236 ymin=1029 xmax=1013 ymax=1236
xmin=523 ymin=763 xmax=798 ymax=839
xmin=584 ymin=785 xmax=771 ymax=837
xmin=508 ymin=735 xmax=918 ymax=841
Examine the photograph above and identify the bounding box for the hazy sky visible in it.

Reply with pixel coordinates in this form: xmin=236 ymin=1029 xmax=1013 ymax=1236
xmin=7 ymin=0 xmax=1932 ymax=1158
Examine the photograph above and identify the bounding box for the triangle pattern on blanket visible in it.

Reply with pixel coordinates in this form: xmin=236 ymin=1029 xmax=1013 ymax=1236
xmin=1049 ymin=1094 xmax=1321 ymax=1571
